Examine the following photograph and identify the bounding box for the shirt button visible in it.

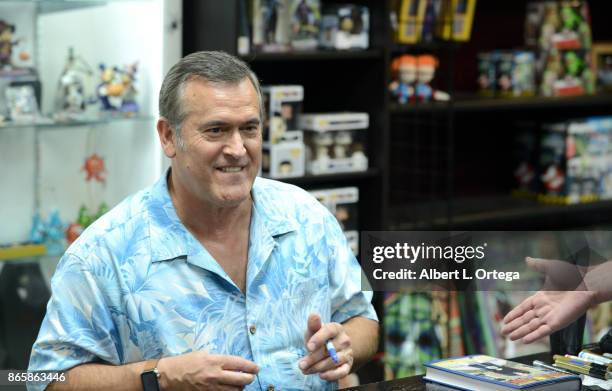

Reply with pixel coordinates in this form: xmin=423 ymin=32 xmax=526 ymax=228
xmin=267 ymin=386 xmax=274 ymax=391
xmin=249 ymin=325 xmax=257 ymax=335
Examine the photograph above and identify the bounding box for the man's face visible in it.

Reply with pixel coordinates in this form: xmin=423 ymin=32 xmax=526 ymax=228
xmin=170 ymin=77 xmax=262 ymax=208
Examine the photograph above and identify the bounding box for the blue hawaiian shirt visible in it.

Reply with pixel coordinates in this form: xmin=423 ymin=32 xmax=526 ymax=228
xmin=28 ymin=172 xmax=377 ymax=390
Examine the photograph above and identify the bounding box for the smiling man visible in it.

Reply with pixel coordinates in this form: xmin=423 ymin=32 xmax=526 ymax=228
xmin=28 ymin=51 xmax=378 ymax=391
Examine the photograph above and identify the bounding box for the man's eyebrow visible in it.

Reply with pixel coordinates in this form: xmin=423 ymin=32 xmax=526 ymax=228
xmin=197 ymin=118 xmax=260 ymax=129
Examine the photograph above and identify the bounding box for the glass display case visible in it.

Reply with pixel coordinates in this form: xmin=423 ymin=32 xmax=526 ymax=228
xmin=0 ymin=0 xmax=182 ymax=370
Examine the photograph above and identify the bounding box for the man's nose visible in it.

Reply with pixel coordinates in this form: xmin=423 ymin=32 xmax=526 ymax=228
xmin=223 ymin=129 xmax=247 ymax=157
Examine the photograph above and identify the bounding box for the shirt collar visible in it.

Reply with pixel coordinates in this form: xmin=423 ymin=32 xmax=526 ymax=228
xmin=147 ymin=172 xmax=297 ymax=267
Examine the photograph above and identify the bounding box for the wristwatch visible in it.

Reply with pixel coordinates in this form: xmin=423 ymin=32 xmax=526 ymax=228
xmin=141 ymin=358 xmax=161 ymax=391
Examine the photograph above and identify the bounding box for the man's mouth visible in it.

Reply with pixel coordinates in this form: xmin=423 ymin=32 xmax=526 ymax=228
xmin=217 ymin=167 xmax=244 ymax=173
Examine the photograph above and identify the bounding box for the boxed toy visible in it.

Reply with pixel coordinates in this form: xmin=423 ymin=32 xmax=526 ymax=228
xmin=524 ymin=1 xmax=595 ymax=97
xmin=262 ymin=85 xmax=303 ymax=144
xmin=538 ymin=117 xmax=612 ymax=204
xmin=512 ymin=123 xmax=539 ymax=198
xmin=309 ymin=186 xmax=359 ymax=255
xmin=290 ymin=0 xmax=321 ymax=50
xmin=262 ymin=130 xmax=305 ymax=179
xmin=319 ymin=4 xmax=369 ymax=50
xmin=251 ymin=0 xmax=292 ymax=52
xmin=299 ymin=112 xmax=369 ymax=175
xmin=477 ymin=51 xmax=536 ymax=98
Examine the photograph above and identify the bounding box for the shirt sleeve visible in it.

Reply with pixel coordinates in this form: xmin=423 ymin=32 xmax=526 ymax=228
xmin=324 ymin=212 xmax=379 ymax=325
xmin=27 ymin=253 xmax=122 ymax=391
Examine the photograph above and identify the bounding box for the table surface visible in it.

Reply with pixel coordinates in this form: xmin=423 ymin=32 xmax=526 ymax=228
xmin=345 ymin=352 xmax=565 ymax=391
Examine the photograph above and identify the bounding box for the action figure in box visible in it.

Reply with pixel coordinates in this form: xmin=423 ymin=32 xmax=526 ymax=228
xmin=415 ymin=54 xmax=450 ymax=102
xmin=389 ymin=54 xmax=416 ymax=104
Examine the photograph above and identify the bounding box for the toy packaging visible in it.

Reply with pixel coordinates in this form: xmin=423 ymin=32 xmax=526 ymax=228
xmin=436 ymin=0 xmax=476 ymax=42
xmin=319 ymin=4 xmax=369 ymax=50
xmin=262 ymin=130 xmax=305 ymax=178
xmin=300 ymin=112 xmax=369 ymax=175
xmin=512 ymin=123 xmax=539 ymax=197
xmin=538 ymin=117 xmax=612 ymax=204
xmin=309 ymin=186 xmax=359 ymax=255
xmin=262 ymin=85 xmax=303 ymax=144
xmin=477 ymin=51 xmax=536 ymax=98
xmin=251 ymin=0 xmax=292 ymax=52
xmin=525 ymin=1 xmax=595 ymax=97
xmin=290 ymin=0 xmax=321 ymax=50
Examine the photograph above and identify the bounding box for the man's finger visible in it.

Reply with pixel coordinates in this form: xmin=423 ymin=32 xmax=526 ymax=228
xmin=501 ymin=309 xmax=536 ymax=336
xmin=307 ymin=323 xmax=342 ymax=352
xmin=502 ymin=297 xmax=533 ymax=326
xmin=219 ymin=370 xmax=257 ymax=387
xmin=218 ymin=355 xmax=259 ymax=374
xmin=299 ymin=346 xmax=328 ymax=372
xmin=319 ymin=363 xmax=351 ymax=382
xmin=522 ymin=324 xmax=553 ymax=344
xmin=305 ymin=313 xmax=323 ymax=344
xmin=509 ymin=317 xmax=542 ymax=341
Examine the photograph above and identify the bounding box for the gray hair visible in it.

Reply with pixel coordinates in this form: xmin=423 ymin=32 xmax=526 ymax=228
xmin=158 ymin=51 xmax=264 ymax=146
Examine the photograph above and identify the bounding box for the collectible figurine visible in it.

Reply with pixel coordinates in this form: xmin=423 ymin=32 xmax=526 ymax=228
xmin=97 ymin=64 xmax=124 ymax=111
xmin=120 ymin=62 xmax=139 ymax=114
xmin=83 ymin=153 xmax=106 ymax=183
xmin=333 ymin=131 xmax=352 ymax=158
xmin=389 ymin=55 xmax=417 ymax=104
xmin=0 ymin=20 xmax=18 ymax=68
xmin=45 ymin=210 xmax=65 ymax=256
xmin=291 ymin=0 xmax=320 ymax=49
xmin=415 ymin=54 xmax=450 ymax=102
xmin=56 ymin=47 xmax=94 ymax=115
xmin=313 ymin=132 xmax=333 ymax=170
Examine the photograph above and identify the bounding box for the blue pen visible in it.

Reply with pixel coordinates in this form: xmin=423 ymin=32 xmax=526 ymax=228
xmin=326 ymin=340 xmax=339 ymax=364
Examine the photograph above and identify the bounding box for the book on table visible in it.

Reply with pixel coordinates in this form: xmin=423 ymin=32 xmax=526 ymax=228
xmin=424 ymin=355 xmax=581 ymax=391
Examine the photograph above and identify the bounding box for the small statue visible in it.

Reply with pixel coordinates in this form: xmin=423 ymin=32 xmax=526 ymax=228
xmin=0 ymin=20 xmax=18 ymax=68
xmin=389 ymin=55 xmax=417 ymax=104
xmin=83 ymin=153 xmax=106 ymax=183
xmin=415 ymin=54 xmax=450 ymax=102
xmin=56 ymin=47 xmax=94 ymax=115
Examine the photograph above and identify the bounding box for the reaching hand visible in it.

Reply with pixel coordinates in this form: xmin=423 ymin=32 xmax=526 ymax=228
xmin=157 ymin=351 xmax=259 ymax=390
xmin=501 ymin=290 xmax=595 ymax=343
xmin=299 ymin=313 xmax=353 ymax=381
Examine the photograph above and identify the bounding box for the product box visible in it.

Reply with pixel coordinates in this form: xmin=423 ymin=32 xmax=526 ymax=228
xmin=538 ymin=117 xmax=612 ymax=204
xmin=319 ymin=5 xmax=369 ymax=50
xmin=262 ymin=130 xmax=305 ymax=179
xmin=477 ymin=52 xmax=496 ymax=97
xmin=290 ymin=0 xmax=321 ymax=50
xmin=524 ymin=1 xmax=595 ymax=97
xmin=300 ymin=112 xmax=369 ymax=175
xmin=477 ymin=51 xmax=536 ymax=98
xmin=512 ymin=124 xmax=539 ymax=198
xmin=309 ymin=186 xmax=359 ymax=255
xmin=251 ymin=0 xmax=292 ymax=52
xmin=262 ymin=85 xmax=304 ymax=144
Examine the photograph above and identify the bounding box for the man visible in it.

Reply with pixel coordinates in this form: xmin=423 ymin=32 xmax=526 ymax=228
xmin=28 ymin=51 xmax=379 ymax=390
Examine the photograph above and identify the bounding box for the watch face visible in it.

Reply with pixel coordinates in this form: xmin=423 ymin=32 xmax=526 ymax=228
xmin=141 ymin=371 xmax=160 ymax=391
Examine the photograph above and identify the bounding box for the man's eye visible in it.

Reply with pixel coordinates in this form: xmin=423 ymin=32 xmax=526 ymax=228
xmin=242 ymin=126 xmax=259 ymax=133
xmin=207 ymin=128 xmax=222 ymax=134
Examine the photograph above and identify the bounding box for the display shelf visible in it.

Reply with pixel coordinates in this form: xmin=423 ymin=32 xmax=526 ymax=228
xmin=0 ymin=115 xmax=155 ymax=131
xmin=389 ymin=92 xmax=612 ymax=114
xmin=240 ymin=49 xmax=383 ymax=62
xmin=0 ymin=0 xmax=150 ymax=14
xmin=389 ymin=195 xmax=612 ymax=230
xmin=271 ymin=168 xmax=380 ymax=187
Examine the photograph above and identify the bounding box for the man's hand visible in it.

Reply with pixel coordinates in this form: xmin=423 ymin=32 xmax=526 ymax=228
xmin=157 ymin=351 xmax=259 ymax=390
xmin=501 ymin=290 xmax=596 ymax=343
xmin=299 ymin=313 xmax=353 ymax=381
xmin=500 ymin=257 xmax=597 ymax=344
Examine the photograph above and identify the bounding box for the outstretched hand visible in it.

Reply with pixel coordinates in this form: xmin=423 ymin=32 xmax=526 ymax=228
xmin=501 ymin=257 xmax=595 ymax=344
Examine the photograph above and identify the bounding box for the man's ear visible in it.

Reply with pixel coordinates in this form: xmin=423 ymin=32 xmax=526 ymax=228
xmin=157 ymin=118 xmax=177 ymax=158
